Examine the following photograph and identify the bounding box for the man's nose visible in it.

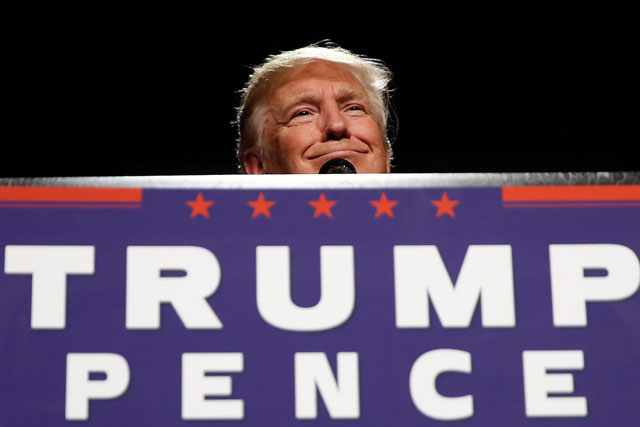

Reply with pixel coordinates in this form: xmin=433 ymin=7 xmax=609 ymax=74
xmin=321 ymin=103 xmax=350 ymax=141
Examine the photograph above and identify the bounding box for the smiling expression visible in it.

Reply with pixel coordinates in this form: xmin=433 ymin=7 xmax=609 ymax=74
xmin=243 ymin=60 xmax=390 ymax=174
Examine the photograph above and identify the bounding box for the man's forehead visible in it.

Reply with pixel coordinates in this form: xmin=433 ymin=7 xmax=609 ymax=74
xmin=283 ymin=59 xmax=359 ymax=79
xmin=269 ymin=61 xmax=368 ymax=105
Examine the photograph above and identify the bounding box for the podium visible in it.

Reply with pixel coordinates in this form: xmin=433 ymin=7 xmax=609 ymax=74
xmin=1 ymin=172 xmax=639 ymax=425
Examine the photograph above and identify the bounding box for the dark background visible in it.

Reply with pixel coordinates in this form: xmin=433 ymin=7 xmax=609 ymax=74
xmin=7 ymin=3 xmax=638 ymax=177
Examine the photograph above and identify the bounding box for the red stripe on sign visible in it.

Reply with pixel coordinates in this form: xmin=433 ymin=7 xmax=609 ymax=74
xmin=0 ymin=203 xmax=141 ymax=209
xmin=502 ymin=185 xmax=640 ymax=202
xmin=503 ymin=202 xmax=640 ymax=208
xmin=0 ymin=186 xmax=142 ymax=202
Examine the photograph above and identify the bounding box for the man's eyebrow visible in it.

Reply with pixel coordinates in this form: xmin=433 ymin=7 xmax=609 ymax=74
xmin=280 ymin=87 xmax=370 ymax=113
xmin=281 ymin=91 xmax=321 ymax=113
xmin=335 ymin=87 xmax=369 ymax=103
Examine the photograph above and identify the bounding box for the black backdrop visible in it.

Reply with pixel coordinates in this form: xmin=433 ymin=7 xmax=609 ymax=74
xmin=7 ymin=3 xmax=638 ymax=177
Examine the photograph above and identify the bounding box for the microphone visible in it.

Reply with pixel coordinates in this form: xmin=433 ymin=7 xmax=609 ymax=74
xmin=319 ymin=158 xmax=357 ymax=174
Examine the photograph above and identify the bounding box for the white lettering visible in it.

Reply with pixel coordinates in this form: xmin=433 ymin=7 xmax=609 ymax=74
xmin=522 ymin=350 xmax=587 ymax=417
xmin=182 ymin=353 xmax=244 ymax=420
xmin=4 ymin=245 xmax=95 ymax=329
xmin=126 ymin=246 xmax=222 ymax=329
xmin=394 ymin=245 xmax=515 ymax=328
xmin=65 ymin=353 xmax=130 ymax=420
xmin=256 ymin=246 xmax=355 ymax=331
xmin=550 ymin=244 xmax=640 ymax=326
xmin=295 ymin=352 xmax=360 ymax=419
xmin=409 ymin=349 xmax=473 ymax=420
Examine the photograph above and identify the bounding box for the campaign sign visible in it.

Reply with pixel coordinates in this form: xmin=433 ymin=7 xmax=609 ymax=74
xmin=0 ymin=179 xmax=639 ymax=426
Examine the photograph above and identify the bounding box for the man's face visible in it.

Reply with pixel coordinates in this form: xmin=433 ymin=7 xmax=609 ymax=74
xmin=243 ymin=60 xmax=390 ymax=174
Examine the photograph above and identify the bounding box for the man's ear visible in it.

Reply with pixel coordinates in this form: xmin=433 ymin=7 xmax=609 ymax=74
xmin=243 ymin=149 xmax=266 ymax=174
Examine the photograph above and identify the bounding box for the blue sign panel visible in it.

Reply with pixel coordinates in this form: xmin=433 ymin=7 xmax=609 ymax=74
xmin=1 ymin=183 xmax=639 ymax=425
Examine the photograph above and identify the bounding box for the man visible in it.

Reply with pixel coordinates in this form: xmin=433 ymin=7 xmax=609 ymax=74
xmin=236 ymin=43 xmax=395 ymax=174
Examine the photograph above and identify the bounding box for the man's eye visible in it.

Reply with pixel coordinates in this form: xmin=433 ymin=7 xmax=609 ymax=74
xmin=346 ymin=105 xmax=364 ymax=112
xmin=294 ymin=110 xmax=310 ymax=117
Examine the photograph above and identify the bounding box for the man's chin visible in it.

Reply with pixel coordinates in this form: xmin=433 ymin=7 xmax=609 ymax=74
xmin=275 ymin=156 xmax=389 ymax=174
xmin=304 ymin=153 xmax=360 ymax=174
